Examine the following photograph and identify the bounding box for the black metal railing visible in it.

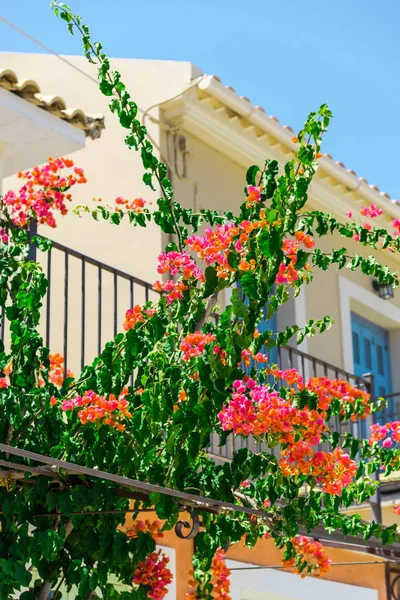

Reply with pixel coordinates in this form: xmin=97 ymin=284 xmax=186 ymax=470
xmin=375 ymin=392 xmax=400 ymax=424
xmin=209 ymin=347 xmax=373 ymax=462
xmin=0 ymin=237 xmax=158 ymax=377
xmin=1 ymin=237 xmax=398 ymax=468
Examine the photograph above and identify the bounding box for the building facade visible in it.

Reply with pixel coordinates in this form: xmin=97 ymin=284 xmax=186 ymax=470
xmin=2 ymin=52 xmax=400 ymax=599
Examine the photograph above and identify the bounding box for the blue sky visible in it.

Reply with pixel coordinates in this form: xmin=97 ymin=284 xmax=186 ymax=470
xmin=1 ymin=0 xmax=399 ymax=198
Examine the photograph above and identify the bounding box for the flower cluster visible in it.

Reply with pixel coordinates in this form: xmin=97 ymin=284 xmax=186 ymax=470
xmin=154 ymin=251 xmax=204 ymax=303
xmin=124 ymin=305 xmax=156 ymax=331
xmin=157 ymin=251 xmax=204 ymax=281
xmin=360 ymin=204 xmax=382 ymax=219
xmin=48 ymin=353 xmax=74 ymax=387
xmin=180 ymin=332 xmax=216 ymax=361
xmin=133 ymin=550 xmax=173 ymax=600
xmin=267 ymin=367 xmax=304 ymax=386
xmin=186 ymin=224 xmax=239 ymax=279
xmin=115 ymin=196 xmax=147 ymax=211
xmin=187 ymin=212 xmax=281 ymax=279
xmin=281 ymin=447 xmax=357 ymax=495
xmin=210 ymin=547 xmax=231 ymax=600
xmin=0 ymin=227 xmax=8 ymax=244
xmin=369 ymin=421 xmax=400 ymax=448
xmin=126 ymin=519 xmax=164 ymax=541
xmin=61 ymin=388 xmax=131 ymax=431
xmin=282 ymin=535 xmax=331 ymax=577
xmin=392 ymin=218 xmax=400 ymax=237
xmin=218 ymin=377 xmax=326 ymax=442
xmin=3 ymin=157 xmax=86 ymax=228
xmin=173 ymin=388 xmax=188 ymax=412
xmin=299 ymin=376 xmax=371 ymax=419
xmin=246 ymin=185 xmax=262 ymax=205
xmin=5 ymin=353 xmax=73 ymax=389
xmin=393 ymin=506 xmax=400 ymax=515
xmin=153 ymin=279 xmax=188 ymax=304
xmin=241 ymin=348 xmax=268 ymax=367
xmin=277 ymin=231 xmax=314 ymax=284
xmin=268 ymin=369 xmax=371 ymax=420
xmin=219 ymin=376 xmax=358 ymax=494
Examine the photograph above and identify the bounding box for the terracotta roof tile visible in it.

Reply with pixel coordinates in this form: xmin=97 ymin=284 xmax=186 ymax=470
xmin=0 ymin=68 xmax=104 ymax=140
xmin=201 ymin=74 xmax=398 ymax=206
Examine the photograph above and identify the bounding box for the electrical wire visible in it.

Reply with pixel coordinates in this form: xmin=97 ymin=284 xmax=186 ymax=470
xmin=0 ymin=13 xmax=204 ymax=125
xmin=0 ymin=13 xmax=204 ymax=183
xmin=0 ymin=14 xmax=99 ymax=87
xmin=229 ymin=560 xmax=396 ymax=571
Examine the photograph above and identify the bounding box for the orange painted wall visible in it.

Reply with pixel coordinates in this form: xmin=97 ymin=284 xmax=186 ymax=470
xmin=226 ymin=538 xmax=387 ymax=600
xmin=123 ymin=512 xmax=389 ymax=600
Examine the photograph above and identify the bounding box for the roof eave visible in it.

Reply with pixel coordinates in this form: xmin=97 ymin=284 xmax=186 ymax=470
xmin=189 ymin=75 xmax=400 ymax=220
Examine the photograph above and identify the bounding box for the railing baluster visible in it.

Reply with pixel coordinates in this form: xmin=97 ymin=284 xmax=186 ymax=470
xmin=63 ymin=251 xmax=69 ymax=379
xmin=130 ymin=279 xmax=134 ymax=308
xmin=114 ymin=272 xmax=118 ymax=337
xmin=98 ymin=267 xmax=102 ymax=355
xmin=46 ymin=248 xmax=52 ymax=348
xmin=81 ymin=259 xmax=86 ymax=371
xmin=145 ymin=286 xmax=149 ymax=303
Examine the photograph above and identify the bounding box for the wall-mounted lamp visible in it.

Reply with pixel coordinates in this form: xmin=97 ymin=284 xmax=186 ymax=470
xmin=372 ymin=279 xmax=394 ymax=300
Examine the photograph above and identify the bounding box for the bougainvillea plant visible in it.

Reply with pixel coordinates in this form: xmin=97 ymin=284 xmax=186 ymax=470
xmin=1 ymin=3 xmax=400 ymax=599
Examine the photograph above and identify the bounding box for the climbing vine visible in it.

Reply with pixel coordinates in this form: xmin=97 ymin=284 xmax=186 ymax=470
xmin=0 ymin=3 xmax=400 ymax=599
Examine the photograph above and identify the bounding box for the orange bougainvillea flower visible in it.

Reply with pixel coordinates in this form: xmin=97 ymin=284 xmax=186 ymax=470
xmin=211 ymin=547 xmax=231 ymax=599
xmin=133 ymin=550 xmax=173 ymax=600
xmin=179 ymin=332 xmax=216 ymax=362
xmin=178 ymin=389 xmax=188 ymax=401
xmin=126 ymin=519 xmax=164 ymax=540
xmin=282 ymin=535 xmax=330 ymax=577
xmin=123 ymin=305 xmax=155 ymax=331
xmin=61 ymin=387 xmax=131 ymax=430
xmin=4 ymin=158 xmax=86 ymax=228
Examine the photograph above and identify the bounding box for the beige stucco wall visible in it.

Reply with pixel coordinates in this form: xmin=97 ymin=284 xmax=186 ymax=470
xmin=0 ymin=53 xmax=202 ymax=370
xmin=304 ymin=227 xmax=400 ymax=388
xmin=1 ymin=52 xmax=201 ymax=282
xmin=2 ymin=52 xmax=400 ymax=387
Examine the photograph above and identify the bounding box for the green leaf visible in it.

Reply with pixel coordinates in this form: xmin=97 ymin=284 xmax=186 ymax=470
xmin=240 ymin=272 xmax=258 ymax=300
xmin=230 ymin=288 xmax=249 ymax=319
xmin=246 ymin=165 xmax=260 ymax=186
xmin=99 ymin=79 xmax=114 ymax=96
xmin=143 ymin=172 xmax=156 ymax=190
xmin=258 ymin=228 xmax=281 ymax=259
xmin=32 ymin=236 xmax=52 ymax=252
xmin=204 ymin=266 xmax=218 ymax=297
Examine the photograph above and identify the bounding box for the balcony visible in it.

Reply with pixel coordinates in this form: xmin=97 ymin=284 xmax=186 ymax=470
xmin=1 ymin=238 xmax=398 ymax=485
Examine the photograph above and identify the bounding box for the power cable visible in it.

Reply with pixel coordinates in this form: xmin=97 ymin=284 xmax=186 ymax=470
xmin=0 ymin=13 xmax=204 ymax=182
xmin=229 ymin=560 xmax=396 ymax=571
xmin=0 ymin=14 xmax=99 ymax=87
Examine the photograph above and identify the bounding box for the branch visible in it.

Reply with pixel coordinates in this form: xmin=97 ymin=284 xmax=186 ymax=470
xmin=233 ymin=491 xmax=275 ymax=528
xmin=37 ymin=520 xmax=74 ymax=600
xmin=195 ymin=292 xmax=219 ymax=331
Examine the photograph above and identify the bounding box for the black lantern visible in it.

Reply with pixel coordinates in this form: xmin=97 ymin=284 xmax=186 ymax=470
xmin=372 ymin=279 xmax=394 ymax=300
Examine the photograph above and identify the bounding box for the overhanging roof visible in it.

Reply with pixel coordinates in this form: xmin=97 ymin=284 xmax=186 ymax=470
xmin=0 ymin=68 xmax=104 ymax=140
xmin=162 ymin=74 xmax=400 ymax=224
